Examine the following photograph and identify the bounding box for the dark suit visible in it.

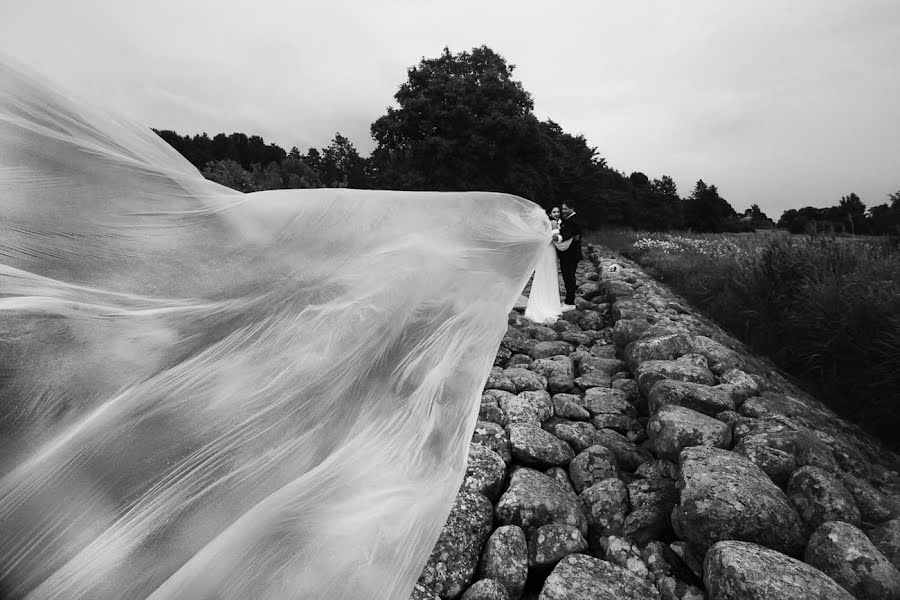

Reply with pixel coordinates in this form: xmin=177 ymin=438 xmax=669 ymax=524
xmin=557 ymin=212 xmax=583 ymax=305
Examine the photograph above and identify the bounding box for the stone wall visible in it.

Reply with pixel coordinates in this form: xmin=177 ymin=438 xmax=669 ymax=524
xmin=413 ymin=245 xmax=900 ymax=600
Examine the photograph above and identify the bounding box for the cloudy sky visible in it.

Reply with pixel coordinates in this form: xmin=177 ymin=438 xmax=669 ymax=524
xmin=2 ymin=0 xmax=899 ymax=217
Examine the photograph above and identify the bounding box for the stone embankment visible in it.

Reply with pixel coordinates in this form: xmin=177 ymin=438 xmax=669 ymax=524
xmin=412 ymin=245 xmax=900 ymax=600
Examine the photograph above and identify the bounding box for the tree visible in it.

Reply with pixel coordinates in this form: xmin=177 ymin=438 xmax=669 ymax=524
xmin=319 ymin=132 xmax=369 ymax=188
xmin=839 ymin=193 xmax=867 ymax=234
xmin=683 ymin=180 xmax=738 ymax=232
xmin=370 ymin=45 xmax=544 ymax=196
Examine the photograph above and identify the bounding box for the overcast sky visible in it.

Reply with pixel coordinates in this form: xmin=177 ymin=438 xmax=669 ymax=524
xmin=2 ymin=0 xmax=899 ymax=217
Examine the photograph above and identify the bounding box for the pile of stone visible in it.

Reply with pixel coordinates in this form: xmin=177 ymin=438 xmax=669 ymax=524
xmin=412 ymin=246 xmax=900 ymax=600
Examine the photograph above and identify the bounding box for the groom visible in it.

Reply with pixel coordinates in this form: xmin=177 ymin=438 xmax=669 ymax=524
xmin=554 ymin=202 xmax=583 ymax=311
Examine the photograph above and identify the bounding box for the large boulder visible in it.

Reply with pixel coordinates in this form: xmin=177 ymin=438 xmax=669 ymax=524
xmin=671 ymin=446 xmax=804 ymax=555
xmin=647 ymin=379 xmax=736 ymax=416
xmin=579 ymin=387 xmax=635 ymax=417
xmin=502 ymin=368 xmax=547 ymax=393
xmin=463 ymin=443 xmax=507 ymax=501
xmin=568 ymin=445 xmax=619 ymax=494
xmin=527 ymin=524 xmax=589 ymax=571
xmin=543 ymin=420 xmax=601 ymax=454
xmin=634 ymin=360 xmax=716 ymax=397
xmin=539 ymin=554 xmax=660 ymax=600
xmin=839 ymin=472 xmax=900 ymax=527
xmin=623 ymin=477 xmax=678 ymax=545
xmin=578 ymin=478 xmax=630 ymax=549
xmin=472 ymin=421 xmax=511 ymax=464
xmin=806 ymin=521 xmax=900 ymax=600
xmin=648 ymin=405 xmax=732 ymax=462
xmin=703 ymin=541 xmax=853 ymax=599
xmin=529 ymin=341 xmax=572 ymax=360
xmin=870 ymin=519 xmax=900 ymax=571
xmin=786 ymin=466 xmax=861 ymax=531
xmin=507 ymin=424 xmax=574 ymax=469
xmin=477 ymin=525 xmax=528 ymax=600
xmin=419 ymin=489 xmax=494 ymax=599
xmin=625 ymin=333 xmax=743 ymax=374
xmin=495 ymin=467 xmax=588 ymax=536
xmin=460 ymin=580 xmax=509 ymax=600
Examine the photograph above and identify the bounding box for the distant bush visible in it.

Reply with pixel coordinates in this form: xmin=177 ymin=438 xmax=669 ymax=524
xmin=592 ymin=229 xmax=900 ymax=448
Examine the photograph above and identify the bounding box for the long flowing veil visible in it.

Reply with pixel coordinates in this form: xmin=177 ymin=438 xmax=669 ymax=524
xmin=524 ymin=242 xmax=562 ymax=324
xmin=0 ymin=58 xmax=550 ymax=599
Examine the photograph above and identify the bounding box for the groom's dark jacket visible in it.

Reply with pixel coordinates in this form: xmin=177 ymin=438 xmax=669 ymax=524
xmin=558 ymin=213 xmax=583 ymax=261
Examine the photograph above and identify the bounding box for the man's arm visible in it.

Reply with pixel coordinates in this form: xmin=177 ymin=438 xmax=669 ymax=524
xmin=559 ymin=216 xmax=583 ymax=242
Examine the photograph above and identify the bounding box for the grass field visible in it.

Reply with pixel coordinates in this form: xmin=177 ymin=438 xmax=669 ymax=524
xmin=589 ymin=228 xmax=900 ymax=448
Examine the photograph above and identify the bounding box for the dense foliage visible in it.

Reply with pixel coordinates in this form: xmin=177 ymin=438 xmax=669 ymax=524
xmin=153 ymin=45 xmax=896 ymax=237
xmin=595 ymin=229 xmax=900 ymax=449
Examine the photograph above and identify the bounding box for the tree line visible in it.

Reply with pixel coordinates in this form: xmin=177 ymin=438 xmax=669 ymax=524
xmin=154 ymin=45 xmax=897 ymax=236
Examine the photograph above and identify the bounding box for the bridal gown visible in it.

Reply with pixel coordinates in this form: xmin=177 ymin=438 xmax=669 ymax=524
xmin=0 ymin=58 xmax=554 ymax=599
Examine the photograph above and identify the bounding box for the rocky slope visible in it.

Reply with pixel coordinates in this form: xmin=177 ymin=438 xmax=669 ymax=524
xmin=412 ymin=245 xmax=900 ymax=600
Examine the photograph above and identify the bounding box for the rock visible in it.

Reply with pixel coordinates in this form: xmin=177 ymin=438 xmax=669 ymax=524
xmin=498 ymin=395 xmax=541 ymax=426
xmin=419 ymin=489 xmax=494 ymax=599
xmin=410 ymin=583 xmax=442 ymax=600
xmin=530 ymin=357 xmax=573 ymax=379
xmin=648 ymin=405 xmax=732 ymax=462
xmin=517 ymin=391 xmax=553 ymax=422
xmin=578 ymin=478 xmax=630 ymax=548
xmin=592 ymin=414 xmax=644 ymax=440
xmin=590 ymin=344 xmax=618 ymax=359
xmin=472 ymin=421 xmax=512 ymax=464
xmin=732 ymin=437 xmax=797 ymax=487
xmin=786 ymin=466 xmax=861 ymax=531
xmin=544 ymin=420 xmax=600 ymax=453
xmin=602 ymin=535 xmax=651 ymax=580
xmin=479 ymin=401 xmax=508 ymax=427
xmin=669 ymin=542 xmax=703 ymax=581
xmin=552 ymin=394 xmax=590 ymax=421
xmin=463 ymin=443 xmax=507 ymax=501
xmin=507 ymin=424 xmax=574 ymax=469
xmin=869 ymin=519 xmax=900 ymax=571
xmin=676 ymin=353 xmax=708 ymax=369
xmin=840 ymin=472 xmax=900 ymax=527
xmin=593 ymin=428 xmax=653 ymax=472
xmin=612 ymin=378 xmax=640 ymax=403
xmin=528 ymin=524 xmax=589 ymax=570
xmin=503 ymin=368 xmax=547 ymax=393
xmin=544 ymin=466 xmax=576 ymax=495
xmin=525 ymin=324 xmax=560 ymax=342
xmin=529 ymin=341 xmax=571 ymax=360
xmin=718 ymin=368 xmax=762 ymax=401
xmin=580 ymin=387 xmax=635 ymax=417
xmin=573 ymin=372 xmax=612 ymax=389
xmin=561 ymin=331 xmax=593 ymax=346
xmin=478 ymin=526 xmax=527 ymax=600
xmin=579 ymin=356 xmax=627 ymax=377
xmin=703 ymin=540 xmax=854 ymax=600
xmin=623 ymin=477 xmax=678 ymax=544
xmin=642 ymin=541 xmax=701 ymax=587
xmin=656 ymin=577 xmax=704 ymax=600
xmin=635 ymin=459 xmax=679 ymax=480
xmin=671 ymin=446 xmax=804 ymax=555
xmin=805 ymin=521 xmax=900 ymax=600
xmin=495 ymin=467 xmax=587 ymax=536
xmin=613 ymin=319 xmax=651 ymax=347
xmin=624 ymin=334 xmax=743 ymax=374
xmin=485 ymin=367 xmax=516 ymax=394
xmin=647 ymin=379 xmax=736 ymax=416
xmin=502 ymin=328 xmax=536 ymax=355
xmin=634 ymin=360 xmax=716 ymax=397
xmin=568 ymin=445 xmax=619 ymax=493
xmin=539 ymin=554 xmax=660 ymax=600
xmin=460 ymin=580 xmax=509 ymax=600
xmin=507 ymin=354 xmax=533 ymax=368
xmin=577 ymin=310 xmax=604 ymax=331
xmin=494 ymin=346 xmax=512 ymax=367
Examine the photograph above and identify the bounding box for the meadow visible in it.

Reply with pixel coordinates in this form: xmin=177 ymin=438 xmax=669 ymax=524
xmin=589 ymin=228 xmax=900 ymax=448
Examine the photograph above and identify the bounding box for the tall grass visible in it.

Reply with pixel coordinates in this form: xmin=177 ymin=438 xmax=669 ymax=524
xmin=592 ymin=229 xmax=900 ymax=447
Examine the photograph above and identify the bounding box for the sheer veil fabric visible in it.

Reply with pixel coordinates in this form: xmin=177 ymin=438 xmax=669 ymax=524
xmin=0 ymin=59 xmax=551 ymax=599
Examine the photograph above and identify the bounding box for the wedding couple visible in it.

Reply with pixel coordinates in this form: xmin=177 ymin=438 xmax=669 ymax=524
xmin=524 ymin=202 xmax=583 ymax=324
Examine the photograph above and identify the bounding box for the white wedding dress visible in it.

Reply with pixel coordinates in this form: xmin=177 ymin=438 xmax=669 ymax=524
xmin=524 ymin=220 xmax=563 ymax=324
xmin=0 ymin=58 xmax=550 ymax=600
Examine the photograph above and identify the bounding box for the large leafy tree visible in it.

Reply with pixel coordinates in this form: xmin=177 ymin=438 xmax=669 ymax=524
xmin=370 ymin=46 xmax=544 ymax=196
xmin=683 ymin=180 xmax=738 ymax=232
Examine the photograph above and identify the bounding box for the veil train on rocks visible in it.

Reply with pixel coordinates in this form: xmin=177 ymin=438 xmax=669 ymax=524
xmin=0 ymin=58 xmax=554 ymax=599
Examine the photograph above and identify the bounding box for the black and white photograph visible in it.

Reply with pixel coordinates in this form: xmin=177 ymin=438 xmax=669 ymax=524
xmin=1 ymin=1 xmax=899 ymax=599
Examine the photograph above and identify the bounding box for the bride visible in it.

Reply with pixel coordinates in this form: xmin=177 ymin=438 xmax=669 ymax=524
xmin=0 ymin=59 xmax=552 ymax=600
xmin=524 ymin=206 xmax=565 ymax=324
